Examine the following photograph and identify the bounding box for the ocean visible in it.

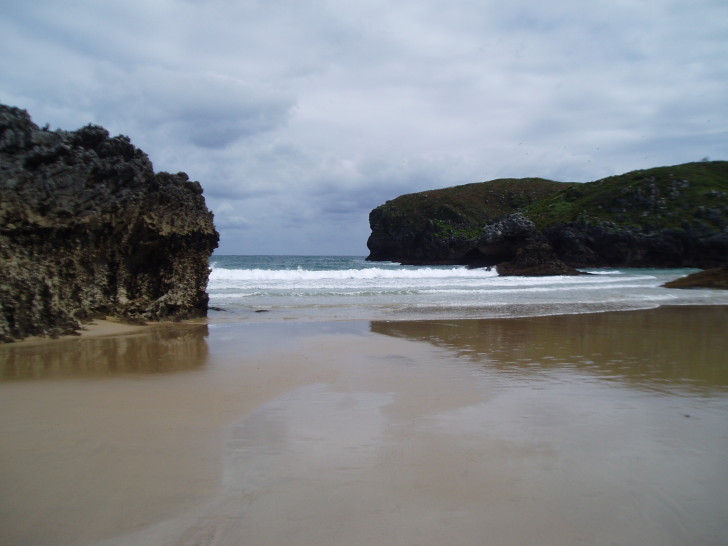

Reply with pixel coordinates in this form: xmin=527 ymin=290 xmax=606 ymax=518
xmin=208 ymin=255 xmax=728 ymax=323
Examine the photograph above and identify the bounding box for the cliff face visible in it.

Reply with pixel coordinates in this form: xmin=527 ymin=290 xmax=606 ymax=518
xmin=0 ymin=105 xmax=219 ymax=341
xmin=367 ymin=162 xmax=728 ymax=272
xmin=366 ymin=178 xmax=568 ymax=264
xmin=530 ymin=163 xmax=728 ymax=268
xmin=477 ymin=213 xmax=582 ymax=276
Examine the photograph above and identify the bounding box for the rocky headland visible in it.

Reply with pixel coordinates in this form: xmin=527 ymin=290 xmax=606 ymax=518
xmin=0 ymin=105 xmax=219 ymax=342
xmin=367 ymin=161 xmax=728 ymax=275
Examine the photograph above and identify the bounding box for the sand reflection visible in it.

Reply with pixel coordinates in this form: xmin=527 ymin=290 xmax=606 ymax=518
xmin=371 ymin=305 xmax=728 ymax=394
xmin=0 ymin=323 xmax=210 ymax=380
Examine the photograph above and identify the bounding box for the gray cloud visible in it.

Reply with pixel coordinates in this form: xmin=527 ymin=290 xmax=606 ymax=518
xmin=1 ymin=0 xmax=726 ymax=254
xmin=99 ymin=66 xmax=295 ymax=149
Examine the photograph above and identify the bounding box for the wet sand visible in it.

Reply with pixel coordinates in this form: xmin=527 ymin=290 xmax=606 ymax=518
xmin=11 ymin=319 xmax=152 ymax=346
xmin=1 ymin=306 xmax=727 ymax=545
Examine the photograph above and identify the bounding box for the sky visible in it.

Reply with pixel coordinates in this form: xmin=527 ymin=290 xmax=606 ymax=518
xmin=1 ymin=0 xmax=726 ymax=255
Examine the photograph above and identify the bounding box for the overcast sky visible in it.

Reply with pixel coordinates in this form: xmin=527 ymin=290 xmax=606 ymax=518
xmin=2 ymin=0 xmax=726 ymax=255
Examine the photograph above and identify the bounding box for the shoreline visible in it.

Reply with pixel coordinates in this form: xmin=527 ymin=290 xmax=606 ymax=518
xmin=5 ymin=300 xmax=728 ymax=343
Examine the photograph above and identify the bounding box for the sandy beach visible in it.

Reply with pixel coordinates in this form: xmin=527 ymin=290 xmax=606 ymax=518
xmin=1 ymin=306 xmax=727 ymax=545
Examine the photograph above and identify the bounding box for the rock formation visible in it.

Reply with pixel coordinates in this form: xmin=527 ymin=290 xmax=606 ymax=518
xmin=533 ymin=164 xmax=728 ymax=268
xmin=367 ymin=162 xmax=728 ymax=273
xmin=476 ymin=214 xmax=582 ymax=276
xmin=366 ymin=178 xmax=567 ymax=265
xmin=662 ymin=266 xmax=728 ymax=289
xmin=0 ymin=105 xmax=219 ymax=342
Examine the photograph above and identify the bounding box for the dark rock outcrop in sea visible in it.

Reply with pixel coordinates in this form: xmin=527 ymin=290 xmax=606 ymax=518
xmin=367 ymin=161 xmax=728 ymax=274
xmin=477 ymin=214 xmax=582 ymax=276
xmin=662 ymin=266 xmax=728 ymax=290
xmin=0 ymin=105 xmax=219 ymax=342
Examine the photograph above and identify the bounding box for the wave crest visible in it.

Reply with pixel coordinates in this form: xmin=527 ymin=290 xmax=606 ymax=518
xmin=210 ymin=266 xmax=498 ymax=282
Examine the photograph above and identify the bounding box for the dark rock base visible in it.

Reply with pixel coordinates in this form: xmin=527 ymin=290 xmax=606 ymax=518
xmin=663 ymin=267 xmax=728 ymax=290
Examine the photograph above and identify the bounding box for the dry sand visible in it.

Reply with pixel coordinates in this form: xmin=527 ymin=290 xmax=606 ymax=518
xmin=1 ymin=306 xmax=727 ymax=545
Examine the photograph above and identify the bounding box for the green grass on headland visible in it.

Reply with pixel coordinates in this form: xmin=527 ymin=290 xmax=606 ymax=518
xmin=524 ymin=161 xmax=728 ymax=231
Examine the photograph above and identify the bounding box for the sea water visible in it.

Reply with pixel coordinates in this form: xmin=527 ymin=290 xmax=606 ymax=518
xmin=208 ymin=255 xmax=728 ymax=322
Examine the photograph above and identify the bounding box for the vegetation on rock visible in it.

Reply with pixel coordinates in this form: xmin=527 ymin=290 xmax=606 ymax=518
xmin=526 ymin=162 xmax=728 ymax=231
xmin=367 ymin=178 xmax=567 ymax=264
xmin=367 ymin=161 xmax=728 ymax=272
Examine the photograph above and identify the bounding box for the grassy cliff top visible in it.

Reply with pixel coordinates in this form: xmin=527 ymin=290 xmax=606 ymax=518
xmin=525 ymin=161 xmax=728 ymax=230
xmin=371 ymin=161 xmax=727 ymax=241
xmin=373 ymin=177 xmax=570 ymax=229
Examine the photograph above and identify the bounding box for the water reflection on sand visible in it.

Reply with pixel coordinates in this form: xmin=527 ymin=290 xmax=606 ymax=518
xmin=1 ymin=307 xmax=727 ymax=545
xmin=0 ymin=323 xmax=210 ymax=380
xmin=183 ymin=308 xmax=728 ymax=545
xmin=371 ymin=305 xmax=728 ymax=395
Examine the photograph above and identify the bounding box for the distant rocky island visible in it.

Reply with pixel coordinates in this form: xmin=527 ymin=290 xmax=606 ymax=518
xmin=367 ymin=161 xmax=728 ymax=276
xmin=0 ymin=105 xmax=219 ymax=342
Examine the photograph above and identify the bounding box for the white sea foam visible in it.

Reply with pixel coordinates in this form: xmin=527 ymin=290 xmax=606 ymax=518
xmin=586 ymin=270 xmax=625 ymax=275
xmin=418 ymin=283 xmax=662 ymax=295
xmin=205 ymin=257 xmax=727 ymax=322
xmin=208 ymin=265 xmax=647 ymax=294
xmin=210 ymin=266 xmax=497 ymax=282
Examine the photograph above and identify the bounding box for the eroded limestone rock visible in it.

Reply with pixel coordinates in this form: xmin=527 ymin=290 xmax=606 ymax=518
xmin=0 ymin=105 xmax=219 ymax=341
xmin=477 ymin=214 xmax=582 ymax=276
